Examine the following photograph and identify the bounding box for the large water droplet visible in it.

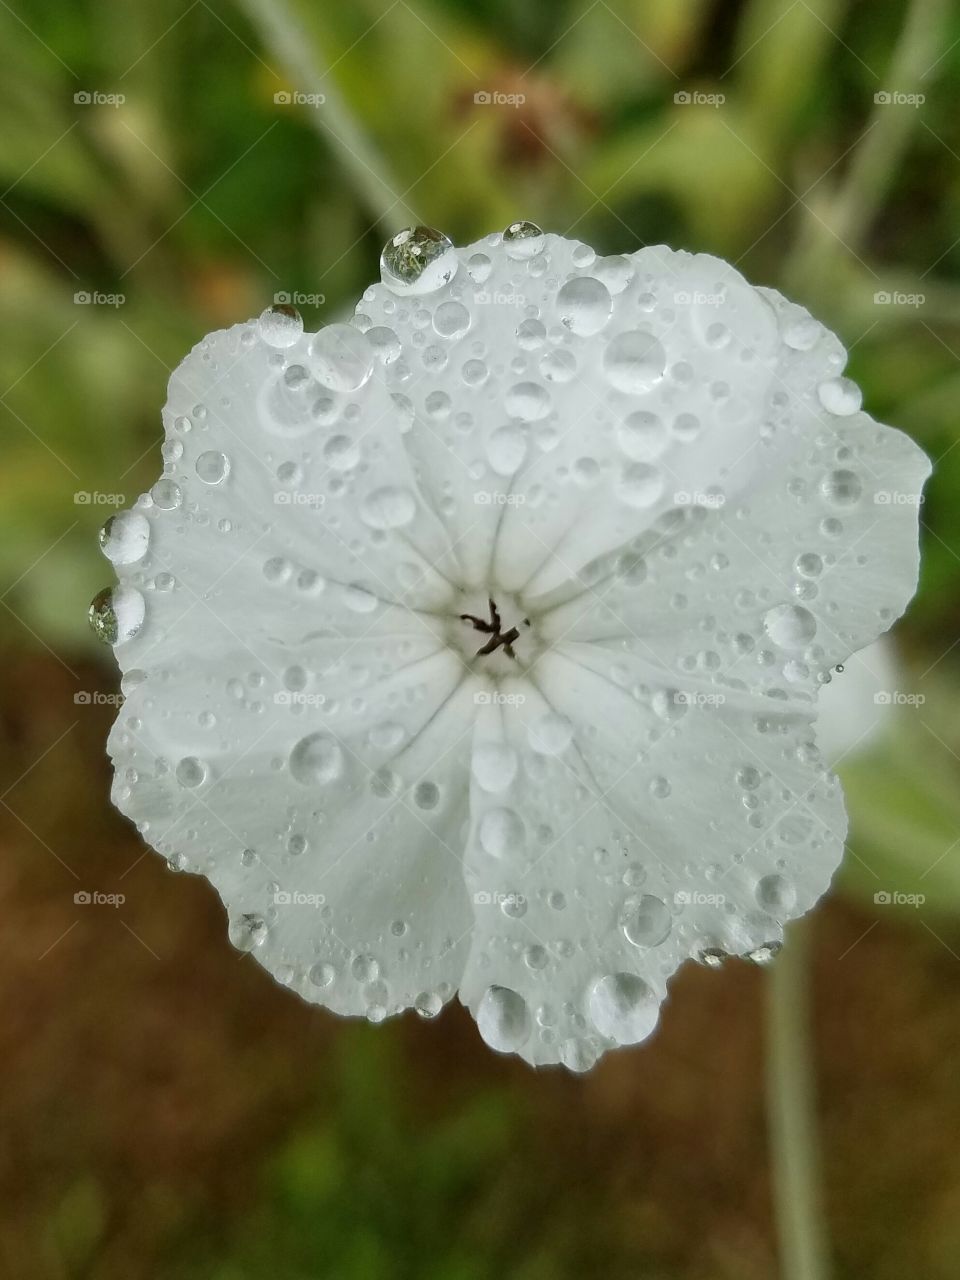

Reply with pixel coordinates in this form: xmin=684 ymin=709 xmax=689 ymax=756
xmin=817 ymin=377 xmax=862 ymax=416
xmin=478 ymin=807 xmax=525 ymax=858
xmin=88 ymin=585 xmax=145 ymax=645
xmin=359 ymin=485 xmax=417 ymax=530
xmin=617 ymin=462 xmax=664 ymax=509
xmin=603 ymin=331 xmax=667 ymax=393
xmin=556 ymin=276 xmax=612 ymax=336
xmin=618 ymin=411 xmax=668 ymax=461
xmin=98 ymin=512 xmax=150 ymax=565
xmin=622 ymin=895 xmax=671 ymax=947
xmin=380 ymin=226 xmax=456 ymax=294
xmin=176 ymin=756 xmax=207 ymax=788
xmin=150 ymin=479 xmax=182 ymax=511
xmin=472 ymin=742 xmax=518 ymax=792
xmin=502 ymin=220 xmax=544 ymax=259
xmin=259 ymin=304 xmax=303 ymax=349
xmin=763 ymin=604 xmax=817 ymax=649
xmin=588 ymin=972 xmax=660 ymax=1044
xmin=290 ymin=732 xmax=344 ymax=785
xmin=477 ymin=985 xmax=531 ymax=1051
xmin=196 ymin=451 xmax=230 ymax=484
xmin=229 ymin=912 xmax=268 ymax=951
xmin=486 ymin=425 xmax=527 ymax=476
xmin=820 ymin=469 xmax=862 ymax=506
xmin=310 ymin=324 xmax=374 ymax=392
xmin=528 ymin=714 xmax=573 ymax=756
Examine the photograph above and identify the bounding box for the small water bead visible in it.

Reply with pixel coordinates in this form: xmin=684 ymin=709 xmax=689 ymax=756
xmin=415 ymin=991 xmax=443 ymax=1019
xmin=746 ymin=942 xmax=782 ymax=966
xmin=783 ymin=317 xmax=821 ymax=350
xmin=501 ymin=892 xmax=527 ymax=919
xmin=502 ymin=220 xmax=544 ymax=258
xmin=413 ymin=780 xmax=440 ymax=810
xmin=370 ymin=721 xmax=405 ymax=750
xmin=433 ymin=301 xmax=471 ymax=339
xmin=88 ymin=585 xmax=145 ymax=645
xmin=756 ymin=873 xmax=797 ymax=914
xmin=763 ymin=604 xmax=817 ymax=650
xmin=479 ymin=807 xmax=525 ymax=858
xmin=467 ymin=252 xmax=492 ymax=284
xmin=795 ymin=552 xmax=823 ymax=578
xmin=817 ymin=377 xmax=862 ymax=416
xmin=175 ymin=756 xmax=207 ymax=788
xmin=477 ymin=985 xmax=532 ymax=1052
xmin=539 ymin=348 xmax=577 ymax=383
xmin=737 ymin=765 xmax=762 ymax=789
xmin=622 ymin=894 xmax=671 ymax=947
xmin=321 ymin=434 xmax=360 ymax=473
xmin=820 ymin=469 xmax=862 ymax=506
xmin=380 ymin=226 xmax=456 ymax=294
xmin=153 ymin=572 xmax=176 ymax=592
xmin=229 ymin=913 xmax=268 ymax=951
xmin=258 ymin=303 xmax=303 ymax=349
xmin=603 ymin=331 xmax=667 ymax=393
xmin=308 ymin=962 xmax=336 ymax=988
xmin=162 ymin=440 xmax=183 ymax=463
xmin=588 ymin=973 xmax=660 ymax=1044
xmin=196 ymin=451 xmax=230 ymax=484
xmin=290 ymin=733 xmax=344 ymax=785
xmin=618 ymin=462 xmax=664 ymax=509
xmin=649 ymin=775 xmax=671 ymax=798
xmin=527 ymin=713 xmax=573 ymax=756
xmin=98 ymin=512 xmax=150 ymax=565
xmin=556 ymin=276 xmax=612 ymax=336
xmin=593 ymin=254 xmax=635 ymax=294
xmin=618 ymin=411 xmax=668 ymax=461
xmin=486 ymin=425 xmax=527 ymax=476
xmin=263 ymin=557 xmax=292 ymax=584
xmin=352 ymin=954 xmax=380 ymax=983
xmin=365 ymin=326 xmax=401 ymax=365
xmin=359 ymin=486 xmax=417 ymax=530
xmin=151 ymin=479 xmax=182 ymax=511
xmin=547 ymin=890 xmax=566 ymax=911
xmin=344 ymin=584 xmax=378 ymax=613
xmin=173 ymin=415 xmax=192 ymax=434
xmin=311 ymin=324 xmax=374 ymax=392
xmin=287 ymin=833 xmax=308 ymax=856
xmin=524 ymin=944 xmax=548 ymax=970
xmin=505 ymin=382 xmax=550 ymax=421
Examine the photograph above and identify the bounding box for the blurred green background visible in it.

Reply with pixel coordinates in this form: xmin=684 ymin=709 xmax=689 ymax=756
xmin=2 ymin=0 xmax=960 ymax=1276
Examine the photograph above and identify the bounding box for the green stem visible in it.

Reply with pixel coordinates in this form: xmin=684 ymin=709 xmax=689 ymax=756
xmin=236 ymin=0 xmax=413 ymax=234
xmin=766 ymin=923 xmax=831 ymax=1280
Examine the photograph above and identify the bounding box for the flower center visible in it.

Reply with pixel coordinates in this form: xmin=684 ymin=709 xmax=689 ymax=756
xmin=449 ymin=592 xmax=535 ymax=674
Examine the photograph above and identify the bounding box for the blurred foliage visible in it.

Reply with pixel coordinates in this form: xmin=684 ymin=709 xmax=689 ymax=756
xmin=2 ymin=0 xmax=960 ymax=1274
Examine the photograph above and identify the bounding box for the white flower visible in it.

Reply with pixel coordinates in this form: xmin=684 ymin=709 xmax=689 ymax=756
xmin=97 ymin=224 xmax=929 ymax=1070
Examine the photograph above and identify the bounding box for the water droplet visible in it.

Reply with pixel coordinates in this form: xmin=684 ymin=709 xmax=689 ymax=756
xmin=795 ymin=552 xmax=823 ymax=578
xmin=359 ymin=485 xmax=417 ymax=530
xmin=486 ymin=425 xmax=527 ymax=475
xmin=756 ymin=873 xmax=797 ymax=914
xmin=783 ymin=317 xmax=821 ymax=350
xmin=310 ymin=324 xmax=374 ymax=391
xmin=259 ymin=304 xmax=303 ymax=348
xmin=618 ymin=462 xmax=664 ymax=509
xmin=413 ymin=780 xmax=440 ymax=809
xmin=324 ymin=434 xmax=360 ymax=470
xmin=88 ymin=585 xmax=145 ymax=645
xmin=308 ymin=961 xmax=336 ymax=987
xmin=228 ymin=912 xmax=268 ymax=951
xmin=622 ymin=895 xmax=671 ymax=947
xmin=352 ymin=953 xmax=380 ymax=983
xmin=196 ymin=451 xmax=230 ymax=484
xmin=502 ymin=221 xmax=544 ymax=258
xmin=176 ymin=756 xmax=207 ymax=788
xmin=415 ymin=990 xmax=442 ymax=1019
xmin=150 ymin=479 xmax=182 ymax=511
xmin=290 ymin=733 xmax=344 ymax=785
xmin=479 ymin=807 xmax=525 ymax=858
xmin=763 ymin=604 xmax=817 ymax=650
xmin=528 ymin=714 xmax=573 ymax=756
xmin=618 ymin=411 xmax=667 ymax=461
xmin=505 ymin=381 xmax=550 ymax=421
xmin=477 ymin=985 xmax=531 ymax=1051
xmin=588 ymin=972 xmax=659 ymax=1044
xmin=380 ymin=226 xmax=456 ymax=293
xmin=603 ymin=331 xmax=667 ymax=393
xmin=98 ymin=512 xmax=150 ymax=565
xmin=433 ymin=300 xmax=471 ymax=338
xmin=556 ymin=276 xmax=612 ymax=336
xmin=365 ymin=326 xmax=401 ymax=364
xmin=820 ymin=469 xmax=862 ymax=506
xmin=817 ymin=377 xmax=862 ymax=416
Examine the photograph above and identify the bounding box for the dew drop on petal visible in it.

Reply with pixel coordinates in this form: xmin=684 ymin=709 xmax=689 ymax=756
xmin=556 ymin=276 xmax=612 ymax=336
xmin=324 ymin=434 xmax=360 ymax=470
xmin=359 ymin=485 xmax=417 ymax=530
xmin=380 ymin=226 xmax=456 ymax=294
xmin=477 ymin=985 xmax=532 ymax=1051
xmin=151 ymin=479 xmax=182 ymax=511
xmin=258 ymin=304 xmax=303 ymax=349
xmin=433 ymin=301 xmax=471 ymax=339
xmin=588 ymin=973 xmax=660 ymax=1044
xmin=622 ymin=895 xmax=672 ymax=947
xmin=176 ymin=756 xmax=207 ymax=788
xmin=308 ymin=962 xmax=336 ymax=988
xmin=756 ymin=873 xmax=797 ymax=914
xmin=817 ymin=377 xmax=862 ymax=416
xmin=98 ymin=512 xmax=150 ymax=565
xmin=479 ymin=807 xmax=525 ymax=858
xmin=505 ymin=382 xmax=550 ymax=421
xmin=617 ymin=463 xmax=664 ymax=509
xmin=290 ymin=733 xmax=344 ymax=785
xmin=472 ymin=743 xmax=518 ymax=793
xmin=310 ymin=324 xmax=374 ymax=392
xmin=763 ymin=604 xmax=817 ymax=649
xmin=196 ymin=451 xmax=230 ymax=484
xmin=603 ymin=331 xmax=667 ymax=393
xmin=783 ymin=317 xmax=821 ymax=350
xmin=415 ymin=991 xmax=443 ymax=1019
xmin=486 ymin=425 xmax=527 ymax=475
xmin=88 ymin=585 xmax=145 ymax=645
xmin=820 ymin=469 xmax=862 ymax=506
xmin=617 ymin=411 xmax=668 ymax=461
xmin=502 ymin=220 xmax=544 ymax=258
xmin=228 ymin=913 xmax=268 ymax=951
xmin=528 ymin=714 xmax=573 ymax=756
